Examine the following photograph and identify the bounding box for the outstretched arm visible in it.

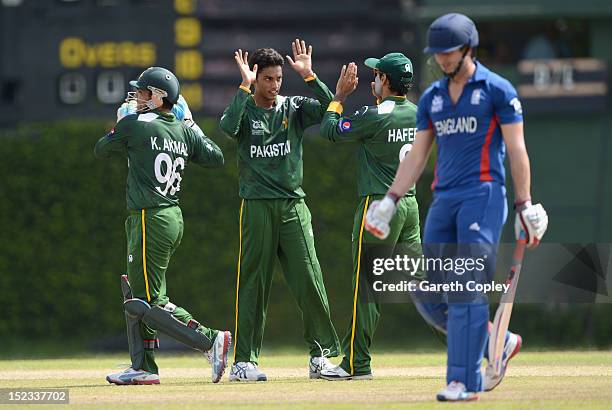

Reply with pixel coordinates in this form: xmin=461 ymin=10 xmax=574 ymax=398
xmin=219 ymin=49 xmax=257 ymax=138
xmin=286 ymin=39 xmax=334 ymax=127
xmin=321 ymin=63 xmax=368 ymax=142
xmin=286 ymin=38 xmax=314 ymax=80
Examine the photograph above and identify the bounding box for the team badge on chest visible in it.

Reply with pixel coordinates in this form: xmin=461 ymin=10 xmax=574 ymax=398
xmin=251 ymin=120 xmax=265 ymax=136
xmin=431 ymin=95 xmax=443 ymax=113
xmin=471 ymin=89 xmax=482 ymax=105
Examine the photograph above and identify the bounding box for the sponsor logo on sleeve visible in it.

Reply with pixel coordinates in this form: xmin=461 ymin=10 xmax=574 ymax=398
xmin=338 ymin=118 xmax=352 ymax=133
xmin=510 ymin=97 xmax=523 ymax=115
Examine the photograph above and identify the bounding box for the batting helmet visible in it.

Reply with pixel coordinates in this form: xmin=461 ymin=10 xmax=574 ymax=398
xmin=424 ymin=13 xmax=479 ymax=54
xmin=129 ymin=67 xmax=180 ymax=104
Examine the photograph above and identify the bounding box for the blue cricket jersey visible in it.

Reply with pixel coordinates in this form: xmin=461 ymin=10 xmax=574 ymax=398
xmin=416 ymin=62 xmax=523 ymax=191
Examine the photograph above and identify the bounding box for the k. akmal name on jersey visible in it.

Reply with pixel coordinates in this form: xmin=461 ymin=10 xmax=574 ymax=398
xmin=150 ymin=136 xmax=188 ymax=156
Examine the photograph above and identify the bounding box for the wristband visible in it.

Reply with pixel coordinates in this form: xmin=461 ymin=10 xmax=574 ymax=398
xmin=386 ymin=192 xmax=401 ymax=204
xmin=514 ymin=199 xmax=532 ymax=211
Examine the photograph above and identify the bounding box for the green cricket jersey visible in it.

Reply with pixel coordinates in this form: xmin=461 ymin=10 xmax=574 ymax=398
xmin=94 ymin=110 xmax=224 ymax=210
xmin=219 ymin=76 xmax=333 ymax=199
xmin=320 ymin=96 xmax=417 ymax=197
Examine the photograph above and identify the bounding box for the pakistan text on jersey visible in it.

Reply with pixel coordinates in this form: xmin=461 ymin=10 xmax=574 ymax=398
xmin=150 ymin=137 xmax=188 ymax=156
xmin=388 ymin=128 xmax=417 ymax=143
xmin=250 ymin=141 xmax=291 ymax=159
xmin=434 ymin=116 xmax=478 ymax=137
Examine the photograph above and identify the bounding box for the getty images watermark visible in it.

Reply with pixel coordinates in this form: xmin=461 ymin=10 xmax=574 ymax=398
xmin=371 ymin=253 xmax=510 ymax=294
xmin=358 ymin=243 xmax=612 ymax=304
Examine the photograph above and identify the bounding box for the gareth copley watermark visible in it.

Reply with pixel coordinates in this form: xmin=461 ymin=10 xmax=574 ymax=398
xmin=371 ymin=279 xmax=511 ymax=294
xmin=362 ymin=243 xmax=612 ymax=303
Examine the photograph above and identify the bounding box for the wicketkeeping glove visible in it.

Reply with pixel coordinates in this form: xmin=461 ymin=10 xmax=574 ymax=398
xmin=116 ymin=100 xmax=137 ymax=122
xmin=173 ymin=95 xmax=205 ymax=137
xmin=365 ymin=195 xmax=398 ymax=239
xmin=514 ymin=201 xmax=548 ymax=248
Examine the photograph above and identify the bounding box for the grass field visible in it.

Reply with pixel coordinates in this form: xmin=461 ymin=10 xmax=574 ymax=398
xmin=1 ymin=350 xmax=611 ymax=409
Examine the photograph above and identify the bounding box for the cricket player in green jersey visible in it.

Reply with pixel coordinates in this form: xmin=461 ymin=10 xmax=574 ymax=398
xmin=94 ymin=66 xmax=232 ymax=385
xmin=318 ymin=54 xmax=421 ymax=380
xmin=219 ymin=40 xmax=340 ymax=381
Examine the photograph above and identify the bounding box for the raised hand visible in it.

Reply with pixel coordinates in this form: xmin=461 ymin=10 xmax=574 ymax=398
xmin=234 ymin=49 xmax=258 ymax=87
xmin=286 ymin=39 xmax=314 ymax=79
xmin=334 ymin=62 xmax=359 ymax=103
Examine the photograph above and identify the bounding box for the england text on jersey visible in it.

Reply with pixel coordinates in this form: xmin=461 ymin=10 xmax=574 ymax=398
xmin=434 ymin=117 xmax=477 ymax=137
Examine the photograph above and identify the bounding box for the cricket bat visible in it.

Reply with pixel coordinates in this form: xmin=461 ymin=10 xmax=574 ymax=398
xmin=487 ymin=235 xmax=527 ymax=377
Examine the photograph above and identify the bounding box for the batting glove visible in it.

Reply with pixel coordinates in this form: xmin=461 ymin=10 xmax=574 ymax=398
xmin=365 ymin=194 xmax=398 ymax=239
xmin=514 ymin=201 xmax=548 ymax=248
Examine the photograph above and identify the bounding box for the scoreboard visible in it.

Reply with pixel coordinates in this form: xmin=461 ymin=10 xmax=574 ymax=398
xmin=0 ymin=0 xmax=204 ymax=123
xmin=0 ymin=0 xmax=416 ymax=124
xmin=517 ymin=58 xmax=608 ymax=114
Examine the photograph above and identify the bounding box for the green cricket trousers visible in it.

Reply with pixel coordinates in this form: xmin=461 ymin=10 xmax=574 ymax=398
xmin=339 ymin=194 xmax=421 ymax=376
xmin=233 ymin=198 xmax=340 ymax=364
xmin=125 ymin=205 xmax=218 ymax=374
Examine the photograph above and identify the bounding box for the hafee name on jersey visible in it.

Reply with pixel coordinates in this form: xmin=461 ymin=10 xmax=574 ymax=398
xmin=250 ymin=140 xmax=291 ymax=159
xmin=150 ymin=137 xmax=188 ymax=156
xmin=388 ymin=127 xmax=417 ymax=143
xmin=434 ymin=116 xmax=477 ymax=137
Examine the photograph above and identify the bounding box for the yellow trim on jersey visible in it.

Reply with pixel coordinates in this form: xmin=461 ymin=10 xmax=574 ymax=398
xmin=239 ymin=85 xmax=252 ymax=94
xmin=304 ymin=74 xmax=317 ymax=82
xmin=350 ymin=195 xmax=370 ymax=375
xmin=141 ymin=209 xmax=151 ymax=302
xmin=327 ymin=101 xmax=343 ymax=114
xmin=233 ymin=199 xmax=245 ymax=361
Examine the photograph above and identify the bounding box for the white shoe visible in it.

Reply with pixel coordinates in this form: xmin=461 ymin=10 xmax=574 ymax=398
xmin=320 ymin=365 xmax=373 ymax=381
xmin=229 ymin=362 xmax=267 ymax=382
xmin=106 ymin=367 xmax=160 ymax=385
xmin=309 ymin=356 xmax=336 ymax=379
xmin=484 ymin=332 xmax=522 ymax=391
xmin=207 ymin=330 xmax=232 ymax=383
xmin=436 ymin=381 xmax=479 ymax=402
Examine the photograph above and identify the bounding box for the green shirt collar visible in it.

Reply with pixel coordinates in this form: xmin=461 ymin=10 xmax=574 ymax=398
xmin=380 ymin=95 xmax=407 ymax=104
xmin=153 ymin=109 xmax=176 ymax=120
xmin=248 ymin=94 xmax=280 ymax=111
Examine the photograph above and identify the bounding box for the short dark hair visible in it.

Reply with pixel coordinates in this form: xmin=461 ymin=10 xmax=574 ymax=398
xmin=387 ymin=76 xmax=413 ymax=95
xmin=249 ymin=48 xmax=284 ymax=74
